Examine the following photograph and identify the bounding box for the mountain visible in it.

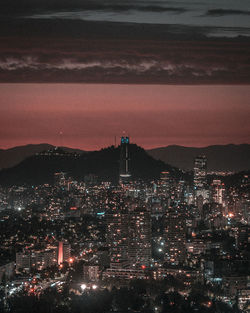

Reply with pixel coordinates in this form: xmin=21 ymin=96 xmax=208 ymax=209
xmin=1 ymin=143 xmax=249 ymax=175
xmin=147 ymin=144 xmax=250 ymax=172
xmin=0 ymin=145 xmax=181 ymax=186
xmin=0 ymin=144 xmax=85 ymax=170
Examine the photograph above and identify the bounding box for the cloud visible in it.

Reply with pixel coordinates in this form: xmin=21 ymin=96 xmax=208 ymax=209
xmin=0 ymin=17 xmax=250 ymax=83
xmin=0 ymin=55 xmax=240 ymax=83
xmin=205 ymin=9 xmax=250 ymax=17
xmin=0 ymin=0 xmax=185 ymax=16
xmin=0 ymin=57 xmax=39 ymax=70
xmin=3 ymin=57 xmax=209 ymax=75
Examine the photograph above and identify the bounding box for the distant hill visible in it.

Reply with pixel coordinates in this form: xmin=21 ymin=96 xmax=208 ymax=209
xmin=147 ymin=144 xmax=250 ymax=172
xmin=1 ymin=143 xmax=249 ymax=174
xmin=0 ymin=145 xmax=180 ymax=186
xmin=0 ymin=144 xmax=85 ymax=170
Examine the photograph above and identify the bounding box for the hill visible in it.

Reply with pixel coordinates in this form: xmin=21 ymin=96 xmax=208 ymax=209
xmin=0 ymin=145 xmax=180 ymax=186
xmin=0 ymin=144 xmax=85 ymax=170
xmin=147 ymin=144 xmax=250 ymax=172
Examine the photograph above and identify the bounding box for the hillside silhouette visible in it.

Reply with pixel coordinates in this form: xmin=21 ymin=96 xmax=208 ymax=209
xmin=0 ymin=145 xmax=180 ymax=186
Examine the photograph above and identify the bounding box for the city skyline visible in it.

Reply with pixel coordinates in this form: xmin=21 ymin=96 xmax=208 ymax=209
xmin=0 ymin=0 xmax=249 ymax=311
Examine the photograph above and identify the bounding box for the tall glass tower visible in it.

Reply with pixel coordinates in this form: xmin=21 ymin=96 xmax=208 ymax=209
xmin=119 ymin=136 xmax=131 ymax=184
xmin=193 ymin=155 xmax=209 ymax=203
xmin=193 ymin=155 xmax=207 ymax=190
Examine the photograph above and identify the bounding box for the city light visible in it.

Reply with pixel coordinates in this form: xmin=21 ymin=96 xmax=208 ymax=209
xmin=0 ymin=134 xmax=249 ymax=313
xmin=81 ymin=284 xmax=87 ymax=291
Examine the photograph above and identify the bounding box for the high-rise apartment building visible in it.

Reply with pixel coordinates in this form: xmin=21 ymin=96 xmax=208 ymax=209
xmin=107 ymin=204 xmax=152 ymax=269
xmin=194 ymin=155 xmax=207 ymax=190
xmin=211 ymin=179 xmax=226 ymax=206
xmin=106 ymin=208 xmax=129 ymax=268
xmin=193 ymin=155 xmax=209 ymax=202
xmin=16 ymin=251 xmax=31 ymax=272
xmin=128 ymin=206 xmax=151 ymax=268
xmin=164 ymin=207 xmax=186 ymax=264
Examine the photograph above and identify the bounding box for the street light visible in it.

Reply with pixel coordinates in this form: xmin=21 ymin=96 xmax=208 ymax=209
xmin=81 ymin=284 xmax=87 ymax=291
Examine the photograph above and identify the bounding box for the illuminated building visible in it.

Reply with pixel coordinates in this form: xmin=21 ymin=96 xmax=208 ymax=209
xmin=197 ymin=194 xmax=204 ymax=218
xmin=238 ymin=289 xmax=250 ymax=311
xmin=106 ymin=208 xmax=129 ymax=268
xmin=222 ymin=276 xmax=249 ymax=297
xmin=119 ymin=136 xmax=131 ymax=184
xmin=83 ymin=265 xmax=99 ymax=282
xmin=186 ymin=241 xmax=206 ymax=255
xmin=16 ymin=247 xmax=57 ymax=272
xmin=103 ymin=268 xmax=147 ymax=280
xmin=211 ymin=179 xmax=225 ymax=206
xmin=54 ymin=172 xmax=66 ymax=187
xmin=158 ymin=171 xmax=171 ymax=196
xmin=106 ymin=203 xmax=151 ymax=269
xmin=16 ymin=251 xmax=31 ymax=272
xmin=160 ymin=171 xmax=170 ymax=182
xmin=164 ymin=207 xmax=186 ymax=264
xmin=193 ymin=155 xmax=209 ymax=202
xmin=128 ymin=206 xmax=151 ymax=268
xmin=58 ymin=242 xmax=63 ymax=265
xmin=236 ymin=226 xmax=249 ymax=250
xmin=194 ymin=155 xmax=207 ymax=190
xmin=57 ymin=241 xmax=71 ymax=264
xmin=33 ymin=249 xmax=57 ymax=270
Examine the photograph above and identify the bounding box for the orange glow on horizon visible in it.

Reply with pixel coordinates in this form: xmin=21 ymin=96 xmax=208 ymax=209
xmin=0 ymin=84 xmax=249 ymax=150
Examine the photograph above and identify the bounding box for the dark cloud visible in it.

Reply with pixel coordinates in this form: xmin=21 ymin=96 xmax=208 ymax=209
xmin=0 ymin=5 xmax=250 ymax=84
xmin=0 ymin=24 xmax=250 ymax=84
xmin=205 ymin=9 xmax=250 ymax=17
xmin=0 ymin=0 xmax=185 ymax=16
xmin=0 ymin=48 xmax=249 ymax=84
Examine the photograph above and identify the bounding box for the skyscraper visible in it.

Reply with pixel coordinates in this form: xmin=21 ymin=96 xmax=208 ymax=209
xmin=106 ymin=204 xmax=152 ymax=269
xmin=164 ymin=206 xmax=186 ymax=264
xmin=211 ymin=179 xmax=226 ymax=206
xmin=128 ymin=206 xmax=151 ymax=268
xmin=193 ymin=155 xmax=209 ymax=202
xmin=106 ymin=208 xmax=129 ymax=268
xmin=119 ymin=136 xmax=131 ymax=184
xmin=194 ymin=155 xmax=207 ymax=190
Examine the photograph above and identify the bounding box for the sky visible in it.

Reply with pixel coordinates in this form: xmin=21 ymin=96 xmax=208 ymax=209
xmin=1 ymin=0 xmax=250 ymax=84
xmin=0 ymin=84 xmax=249 ymax=150
xmin=28 ymin=0 xmax=250 ymax=31
xmin=0 ymin=0 xmax=249 ymax=150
